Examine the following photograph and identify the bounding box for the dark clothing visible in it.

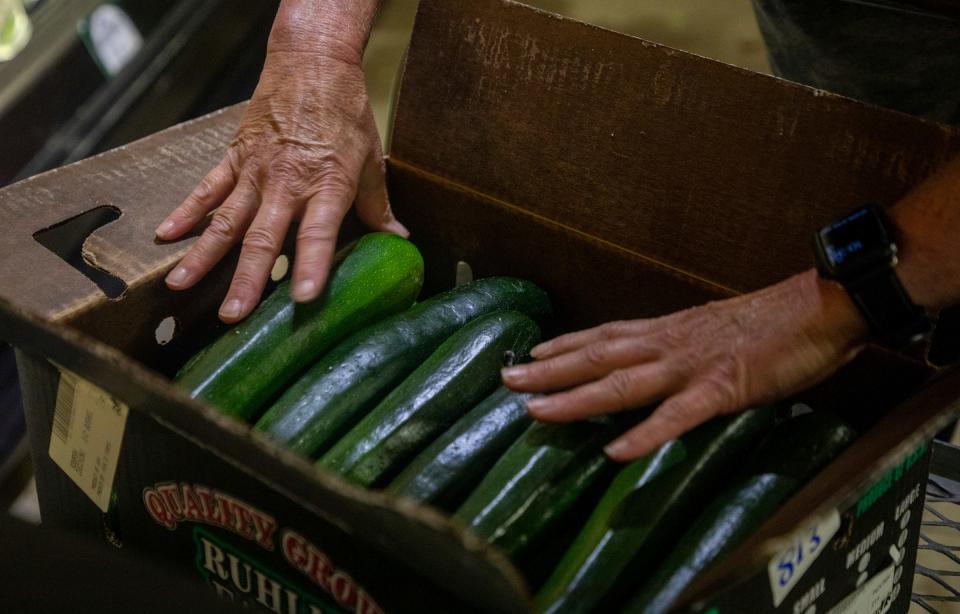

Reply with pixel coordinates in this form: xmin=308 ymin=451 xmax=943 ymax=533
xmin=753 ymin=0 xmax=960 ymax=125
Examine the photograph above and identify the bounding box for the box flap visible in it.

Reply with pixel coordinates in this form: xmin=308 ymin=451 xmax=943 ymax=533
xmin=391 ymin=0 xmax=960 ymax=293
xmin=0 ymin=105 xmax=243 ymax=321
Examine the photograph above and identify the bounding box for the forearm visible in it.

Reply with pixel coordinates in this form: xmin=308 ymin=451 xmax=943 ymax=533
xmin=890 ymin=154 xmax=960 ymax=311
xmin=270 ymin=0 xmax=384 ymax=62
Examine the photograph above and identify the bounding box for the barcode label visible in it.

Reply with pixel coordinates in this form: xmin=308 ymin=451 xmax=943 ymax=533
xmin=48 ymin=366 xmax=128 ymax=512
xmin=52 ymin=372 xmax=77 ymax=444
xmin=826 ymin=563 xmax=894 ymax=614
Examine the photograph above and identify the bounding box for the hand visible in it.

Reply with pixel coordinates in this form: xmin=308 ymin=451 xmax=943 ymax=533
xmin=501 ymin=270 xmax=868 ymax=461
xmin=156 ymin=39 xmax=406 ymax=323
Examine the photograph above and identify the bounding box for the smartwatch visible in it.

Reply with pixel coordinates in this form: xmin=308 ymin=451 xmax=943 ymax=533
xmin=813 ymin=205 xmax=933 ymax=349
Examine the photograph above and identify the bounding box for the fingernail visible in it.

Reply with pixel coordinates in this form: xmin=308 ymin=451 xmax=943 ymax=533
xmin=604 ymin=439 xmax=630 ymax=460
xmin=165 ymin=266 xmax=190 ymax=288
xmin=219 ymin=299 xmax=243 ymax=320
xmin=530 ymin=344 xmax=547 ymax=358
xmin=525 ymin=397 xmax=548 ymax=416
xmin=501 ymin=366 xmax=525 ymax=382
xmin=387 ymin=220 xmax=410 ymax=238
xmin=155 ymin=220 xmax=175 ymax=238
xmin=293 ymin=280 xmax=318 ymax=302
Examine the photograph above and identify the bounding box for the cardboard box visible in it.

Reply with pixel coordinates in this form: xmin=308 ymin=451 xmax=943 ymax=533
xmin=1 ymin=0 xmax=959 ymax=611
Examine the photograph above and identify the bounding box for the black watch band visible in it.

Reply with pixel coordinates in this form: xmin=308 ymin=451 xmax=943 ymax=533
xmin=813 ymin=205 xmax=933 ymax=349
xmin=843 ymin=268 xmax=932 ymax=348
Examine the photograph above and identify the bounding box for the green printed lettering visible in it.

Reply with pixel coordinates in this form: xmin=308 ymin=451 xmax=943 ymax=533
xmin=192 ymin=527 xmax=343 ymax=614
xmin=855 ymin=442 xmax=928 ymax=518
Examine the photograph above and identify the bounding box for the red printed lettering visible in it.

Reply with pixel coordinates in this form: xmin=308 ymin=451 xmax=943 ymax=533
xmin=142 ymin=488 xmax=175 ymax=530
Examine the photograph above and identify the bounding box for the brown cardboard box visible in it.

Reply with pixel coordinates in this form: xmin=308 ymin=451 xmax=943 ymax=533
xmin=1 ymin=1 xmax=959 ymax=612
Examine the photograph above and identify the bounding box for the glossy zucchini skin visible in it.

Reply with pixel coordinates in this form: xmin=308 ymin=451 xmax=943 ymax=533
xmin=495 ymin=448 xmax=611 ymax=557
xmin=175 ymin=233 xmax=424 ymax=421
xmin=386 ymin=387 xmax=536 ymax=510
xmin=535 ymin=439 xmax=687 ymax=613
xmin=624 ymin=411 xmax=856 ymax=614
xmin=749 ymin=411 xmax=856 ymax=481
xmin=318 ymin=311 xmax=541 ymax=487
xmin=536 ymin=407 xmax=776 ymax=613
xmin=454 ymin=418 xmax=619 ymax=555
xmin=253 ymin=278 xmax=550 ymax=457
xmin=625 ymin=474 xmax=799 ymax=614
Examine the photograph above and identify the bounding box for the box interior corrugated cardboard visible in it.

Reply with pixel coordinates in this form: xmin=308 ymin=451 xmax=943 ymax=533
xmin=1 ymin=0 xmax=960 ymax=612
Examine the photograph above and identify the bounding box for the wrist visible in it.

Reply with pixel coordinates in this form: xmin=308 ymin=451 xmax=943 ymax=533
xmin=795 ymin=269 xmax=869 ymax=357
xmin=269 ymin=0 xmax=381 ymax=65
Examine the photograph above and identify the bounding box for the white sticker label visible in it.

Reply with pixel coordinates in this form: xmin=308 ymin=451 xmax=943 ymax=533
xmin=48 ymin=368 xmax=129 ymax=512
xmin=87 ymin=4 xmax=142 ymax=76
xmin=826 ymin=564 xmax=895 ymax=614
xmin=768 ymin=509 xmax=841 ymax=606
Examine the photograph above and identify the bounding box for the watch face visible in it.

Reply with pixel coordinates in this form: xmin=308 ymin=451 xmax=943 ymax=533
xmin=817 ymin=207 xmax=896 ymax=278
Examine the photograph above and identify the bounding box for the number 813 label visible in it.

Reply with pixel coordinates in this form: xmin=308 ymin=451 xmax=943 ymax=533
xmin=768 ymin=509 xmax=841 ymax=607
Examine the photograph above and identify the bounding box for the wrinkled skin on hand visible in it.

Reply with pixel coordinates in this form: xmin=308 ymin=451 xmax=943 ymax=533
xmin=156 ymin=43 xmax=406 ymax=323
xmin=502 ymin=270 xmax=868 ymax=462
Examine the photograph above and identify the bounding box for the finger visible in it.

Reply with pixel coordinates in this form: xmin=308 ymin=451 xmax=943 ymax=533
xmin=531 ymin=305 xmax=710 ymax=359
xmin=525 ymin=361 xmax=678 ymax=423
xmin=164 ymin=180 xmax=258 ymax=290
xmin=502 ymin=337 xmax=660 ymax=393
xmin=354 ymin=106 xmax=407 ymax=237
xmin=219 ymin=191 xmax=296 ymax=322
xmin=156 ymin=157 xmax=236 ymax=240
xmin=603 ymin=385 xmax=727 ymax=461
xmin=290 ymin=189 xmax=351 ymax=303
xmin=531 ymin=320 xmax=659 ymax=360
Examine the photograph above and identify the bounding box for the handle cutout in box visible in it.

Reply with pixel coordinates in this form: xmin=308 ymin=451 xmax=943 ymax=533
xmin=33 ymin=206 xmax=127 ymax=299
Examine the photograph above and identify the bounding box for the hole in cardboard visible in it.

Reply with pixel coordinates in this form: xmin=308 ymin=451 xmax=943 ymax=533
xmin=271 ymin=255 xmax=289 ymax=282
xmin=154 ymin=316 xmax=179 ymax=346
xmin=33 ymin=206 xmax=127 ymax=299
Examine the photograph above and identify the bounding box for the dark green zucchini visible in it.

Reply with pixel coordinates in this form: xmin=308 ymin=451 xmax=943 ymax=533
xmin=535 ymin=439 xmax=687 ymax=613
xmin=253 ymin=278 xmax=550 ymax=457
xmin=318 ymin=311 xmax=541 ymax=487
xmin=624 ymin=411 xmax=856 ymax=614
xmin=625 ymin=474 xmax=799 ymax=614
xmin=454 ymin=418 xmax=621 ymax=556
xmin=386 ymin=387 xmax=536 ymax=510
xmin=749 ymin=411 xmax=857 ymax=482
xmin=535 ymin=407 xmax=776 ymax=613
xmin=175 ymin=233 xmax=424 ymax=421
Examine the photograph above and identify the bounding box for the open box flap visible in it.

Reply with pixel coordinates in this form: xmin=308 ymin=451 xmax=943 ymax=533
xmin=0 ymin=104 xmax=243 ymax=322
xmin=391 ymin=0 xmax=960 ymax=294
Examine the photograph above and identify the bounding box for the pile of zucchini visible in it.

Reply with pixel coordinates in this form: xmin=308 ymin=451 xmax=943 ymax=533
xmin=175 ymin=234 xmax=857 ymax=613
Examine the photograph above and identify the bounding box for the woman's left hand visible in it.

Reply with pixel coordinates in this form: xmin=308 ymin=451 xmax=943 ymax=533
xmin=501 ymin=269 xmax=868 ymax=462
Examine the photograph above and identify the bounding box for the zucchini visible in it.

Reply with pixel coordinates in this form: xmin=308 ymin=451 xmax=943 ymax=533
xmin=624 ymin=412 xmax=856 ymax=614
xmin=454 ymin=418 xmax=620 ymax=557
xmin=386 ymin=387 xmax=535 ymax=510
xmin=625 ymin=474 xmax=799 ymax=614
xmin=175 ymin=233 xmax=424 ymax=421
xmin=535 ymin=408 xmax=776 ymax=613
xmin=253 ymin=278 xmax=550 ymax=457
xmin=748 ymin=411 xmax=857 ymax=482
xmin=535 ymin=440 xmax=686 ymax=613
xmin=318 ymin=311 xmax=541 ymax=487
